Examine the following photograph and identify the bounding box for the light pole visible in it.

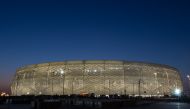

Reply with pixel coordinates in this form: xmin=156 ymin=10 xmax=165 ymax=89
xmin=154 ymin=73 xmax=159 ymax=95
xmin=132 ymin=82 xmax=134 ymax=96
xmin=138 ymin=79 xmax=143 ymax=97
xmin=174 ymin=88 xmax=181 ymax=100
xmin=60 ymin=68 xmax=65 ymax=95
xmin=138 ymin=79 xmax=140 ymax=96
xmin=187 ymin=75 xmax=190 ymax=96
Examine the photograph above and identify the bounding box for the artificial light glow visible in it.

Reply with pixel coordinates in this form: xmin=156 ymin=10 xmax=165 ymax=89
xmin=60 ymin=69 xmax=64 ymax=74
xmin=106 ymin=95 xmax=109 ymax=98
xmin=174 ymin=88 xmax=181 ymax=96
xmin=187 ymin=75 xmax=190 ymax=79
xmin=57 ymin=68 xmax=64 ymax=74
xmin=1 ymin=92 xmax=9 ymax=96
xmin=1 ymin=92 xmax=6 ymax=96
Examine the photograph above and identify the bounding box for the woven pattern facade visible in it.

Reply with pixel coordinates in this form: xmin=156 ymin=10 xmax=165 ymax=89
xmin=11 ymin=60 xmax=183 ymax=96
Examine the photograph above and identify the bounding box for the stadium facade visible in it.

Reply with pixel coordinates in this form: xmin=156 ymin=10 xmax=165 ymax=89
xmin=11 ymin=60 xmax=183 ymax=96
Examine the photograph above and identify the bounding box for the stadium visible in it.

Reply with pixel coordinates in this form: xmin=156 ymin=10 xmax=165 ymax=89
xmin=11 ymin=60 xmax=183 ymax=96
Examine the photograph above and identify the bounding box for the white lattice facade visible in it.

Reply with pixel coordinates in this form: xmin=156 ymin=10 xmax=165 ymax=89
xmin=11 ymin=60 xmax=183 ymax=96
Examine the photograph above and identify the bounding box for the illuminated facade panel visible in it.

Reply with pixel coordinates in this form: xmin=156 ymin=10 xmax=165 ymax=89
xmin=11 ymin=60 xmax=183 ymax=96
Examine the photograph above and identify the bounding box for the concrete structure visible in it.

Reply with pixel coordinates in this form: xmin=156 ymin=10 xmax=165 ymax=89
xmin=11 ymin=60 xmax=183 ymax=96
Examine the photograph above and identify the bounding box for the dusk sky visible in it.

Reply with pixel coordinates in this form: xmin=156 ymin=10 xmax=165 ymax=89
xmin=0 ymin=0 xmax=190 ymax=93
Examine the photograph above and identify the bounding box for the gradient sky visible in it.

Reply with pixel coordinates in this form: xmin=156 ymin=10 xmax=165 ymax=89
xmin=0 ymin=0 xmax=190 ymax=93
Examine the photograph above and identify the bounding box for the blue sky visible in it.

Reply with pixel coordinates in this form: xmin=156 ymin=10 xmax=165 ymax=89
xmin=0 ymin=0 xmax=190 ymax=92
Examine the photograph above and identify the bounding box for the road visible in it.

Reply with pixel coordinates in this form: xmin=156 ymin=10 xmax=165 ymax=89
xmin=122 ymin=102 xmax=190 ymax=109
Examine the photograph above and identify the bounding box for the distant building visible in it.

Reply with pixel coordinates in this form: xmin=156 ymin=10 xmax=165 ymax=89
xmin=184 ymin=75 xmax=190 ymax=96
xmin=11 ymin=60 xmax=183 ymax=96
